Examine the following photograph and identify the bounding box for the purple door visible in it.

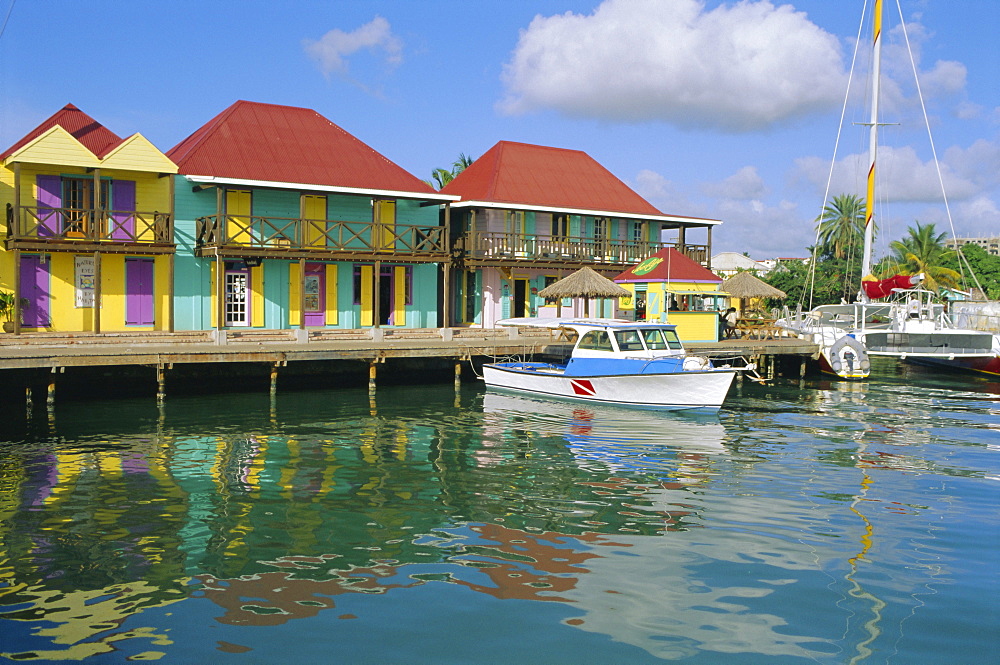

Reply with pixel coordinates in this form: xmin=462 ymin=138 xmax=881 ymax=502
xmin=19 ymin=255 xmax=50 ymax=328
xmin=35 ymin=175 xmax=62 ymax=237
xmin=111 ymin=180 xmax=136 ymax=240
xmin=126 ymin=258 xmax=155 ymax=325
xmin=303 ymin=265 xmax=325 ymax=326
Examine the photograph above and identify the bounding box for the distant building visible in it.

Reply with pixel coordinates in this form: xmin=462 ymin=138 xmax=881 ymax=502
xmin=711 ymin=252 xmax=769 ymax=276
xmin=759 ymin=257 xmax=810 ymax=273
xmin=946 ymin=236 xmax=1000 ymax=257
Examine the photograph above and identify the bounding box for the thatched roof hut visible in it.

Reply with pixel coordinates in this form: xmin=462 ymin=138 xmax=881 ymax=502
xmin=721 ymin=272 xmax=786 ymax=314
xmin=720 ymin=271 xmax=786 ymax=299
xmin=538 ymin=267 xmax=629 ymax=316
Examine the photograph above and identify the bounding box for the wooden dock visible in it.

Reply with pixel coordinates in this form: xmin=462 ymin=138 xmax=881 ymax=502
xmin=0 ymin=328 xmax=819 ymax=402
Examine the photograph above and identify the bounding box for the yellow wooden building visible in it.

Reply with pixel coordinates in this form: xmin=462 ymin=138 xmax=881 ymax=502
xmin=614 ymin=248 xmax=728 ymax=342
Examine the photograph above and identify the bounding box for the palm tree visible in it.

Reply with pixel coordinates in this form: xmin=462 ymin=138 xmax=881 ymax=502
xmin=816 ymin=194 xmax=866 ymax=260
xmin=430 ymin=168 xmax=454 ymax=190
xmin=429 ymin=153 xmax=475 ymax=190
xmin=887 ymin=221 xmax=961 ymax=292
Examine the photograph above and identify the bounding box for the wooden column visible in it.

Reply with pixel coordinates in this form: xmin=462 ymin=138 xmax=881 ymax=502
xmin=93 ymin=251 xmax=102 ymax=333
xmin=368 ymin=360 xmax=377 ymax=395
xmin=168 ymin=174 xmax=176 ymax=332
xmin=299 ymin=257 xmax=306 ymax=330
xmin=216 ymin=254 xmax=224 ymax=330
xmin=373 ymin=259 xmax=381 ymax=328
xmin=216 ymin=187 xmax=225 ymax=331
xmin=442 ymin=203 xmax=451 ymax=327
xmin=12 ymin=249 xmax=21 ymax=335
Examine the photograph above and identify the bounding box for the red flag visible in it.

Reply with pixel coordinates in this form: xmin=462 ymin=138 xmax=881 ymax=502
xmin=861 ymin=274 xmax=921 ymax=299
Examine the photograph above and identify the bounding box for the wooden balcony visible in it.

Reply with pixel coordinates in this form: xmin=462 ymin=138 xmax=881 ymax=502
xmin=456 ymin=231 xmax=709 ymax=267
xmin=195 ymin=215 xmax=448 ymax=262
xmin=5 ymin=204 xmax=174 ymax=254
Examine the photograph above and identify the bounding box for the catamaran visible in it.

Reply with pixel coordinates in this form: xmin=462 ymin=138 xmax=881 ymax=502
xmin=779 ymin=0 xmax=1000 ymax=377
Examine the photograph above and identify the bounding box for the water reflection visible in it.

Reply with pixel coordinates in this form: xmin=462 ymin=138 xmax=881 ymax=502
xmin=0 ymin=379 xmax=996 ymax=663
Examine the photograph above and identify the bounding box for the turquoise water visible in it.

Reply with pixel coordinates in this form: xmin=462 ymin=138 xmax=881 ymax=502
xmin=0 ymin=364 xmax=997 ymax=663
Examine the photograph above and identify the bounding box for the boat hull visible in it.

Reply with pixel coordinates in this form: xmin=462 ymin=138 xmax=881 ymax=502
xmin=902 ymin=354 xmax=1000 ymax=376
xmin=482 ymin=364 xmax=738 ymax=411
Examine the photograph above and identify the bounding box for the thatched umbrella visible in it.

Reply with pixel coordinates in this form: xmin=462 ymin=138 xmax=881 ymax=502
xmin=538 ymin=267 xmax=630 ymax=317
xmin=721 ymin=271 xmax=786 ymax=315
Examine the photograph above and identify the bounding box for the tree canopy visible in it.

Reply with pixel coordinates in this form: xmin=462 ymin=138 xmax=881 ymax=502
xmin=883 ymin=221 xmax=960 ymax=292
xmin=428 ymin=153 xmax=474 ymax=190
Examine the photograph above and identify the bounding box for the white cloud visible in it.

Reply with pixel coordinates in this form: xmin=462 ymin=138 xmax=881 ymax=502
xmin=498 ymin=0 xmax=847 ymax=132
xmin=792 ymin=144 xmax=981 ymax=204
xmin=871 ymin=20 xmax=968 ymax=117
xmin=635 ymin=167 xmax=810 ymax=258
xmin=303 ymin=16 xmax=402 ymax=77
xmin=700 ymin=166 xmax=768 ymax=200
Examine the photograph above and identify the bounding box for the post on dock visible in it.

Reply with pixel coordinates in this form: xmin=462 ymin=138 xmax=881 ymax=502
xmin=800 ymin=358 xmax=807 ymax=379
xmin=368 ymin=360 xmax=377 ymax=395
xmin=454 ymin=362 xmax=462 ymax=391
xmin=47 ymin=368 xmax=58 ymax=411
xmin=25 ymin=387 xmax=32 ymax=415
xmin=270 ymin=362 xmax=280 ymax=396
xmin=156 ymin=364 xmax=167 ymax=404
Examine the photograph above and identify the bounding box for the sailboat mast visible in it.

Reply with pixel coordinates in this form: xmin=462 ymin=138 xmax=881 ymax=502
xmin=860 ymin=0 xmax=882 ymax=294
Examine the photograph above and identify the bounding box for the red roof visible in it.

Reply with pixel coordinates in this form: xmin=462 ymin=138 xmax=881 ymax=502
xmin=441 ymin=141 xmax=664 ymax=217
xmin=0 ymin=104 xmax=124 ymax=160
xmin=167 ymin=100 xmax=436 ymax=196
xmin=614 ymin=248 xmax=722 ymax=283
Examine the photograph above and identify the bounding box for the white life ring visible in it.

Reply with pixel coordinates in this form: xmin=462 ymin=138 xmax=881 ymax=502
xmin=827 ymin=335 xmax=870 ymax=375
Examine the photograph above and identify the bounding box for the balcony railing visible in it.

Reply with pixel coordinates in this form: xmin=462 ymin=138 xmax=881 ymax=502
xmin=196 ymin=215 xmax=447 ymax=256
xmin=6 ymin=205 xmax=172 ymax=244
xmin=459 ymin=231 xmax=709 ymax=266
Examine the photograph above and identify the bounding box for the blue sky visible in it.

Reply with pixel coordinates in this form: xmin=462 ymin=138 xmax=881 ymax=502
xmin=1 ymin=0 xmax=997 ymax=259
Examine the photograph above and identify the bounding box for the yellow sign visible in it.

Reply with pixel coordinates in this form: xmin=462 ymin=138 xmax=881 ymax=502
xmin=632 ymin=257 xmax=663 ymax=276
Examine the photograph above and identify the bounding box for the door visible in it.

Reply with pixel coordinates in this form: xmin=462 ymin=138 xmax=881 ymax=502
xmin=225 ymin=269 xmax=250 ymax=327
xmin=226 ymin=190 xmax=253 ymax=245
xmin=20 ymin=255 xmax=51 ymax=328
xmin=513 ymin=278 xmax=530 ymax=318
xmin=125 ymin=257 xmax=155 ymax=326
xmin=378 ymin=268 xmax=393 ymax=325
xmin=374 ymin=200 xmax=395 ymax=251
xmin=303 ymin=265 xmax=325 ymax=326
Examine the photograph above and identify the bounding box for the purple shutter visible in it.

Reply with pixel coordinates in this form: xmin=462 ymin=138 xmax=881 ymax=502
xmin=19 ymin=255 xmax=50 ymax=327
xmin=111 ymin=180 xmax=136 ymax=240
xmin=126 ymin=258 xmax=155 ymax=325
xmin=35 ymin=176 xmax=62 ymax=237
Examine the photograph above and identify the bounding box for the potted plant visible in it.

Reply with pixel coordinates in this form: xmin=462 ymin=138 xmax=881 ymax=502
xmin=0 ymin=290 xmax=28 ymax=332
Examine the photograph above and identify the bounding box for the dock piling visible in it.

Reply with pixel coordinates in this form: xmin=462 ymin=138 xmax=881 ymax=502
xmin=156 ymin=365 xmax=166 ymax=404
xmin=368 ymin=360 xmax=377 ymax=395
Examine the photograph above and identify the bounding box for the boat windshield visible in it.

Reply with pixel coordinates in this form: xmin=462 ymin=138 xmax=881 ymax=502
xmin=612 ymin=327 xmax=683 ymax=352
xmin=642 ymin=328 xmax=683 ymax=350
xmin=614 ymin=330 xmax=645 ymax=352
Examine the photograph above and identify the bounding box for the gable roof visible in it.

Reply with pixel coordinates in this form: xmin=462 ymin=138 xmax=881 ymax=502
xmin=614 ymin=247 xmax=722 ymax=284
xmin=167 ymin=100 xmax=447 ymax=199
xmin=441 ymin=141 xmax=718 ymax=225
xmin=1 ymin=103 xmax=124 ymax=161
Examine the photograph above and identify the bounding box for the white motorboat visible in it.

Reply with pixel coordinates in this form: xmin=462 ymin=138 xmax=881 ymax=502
xmin=482 ymin=318 xmax=752 ymax=411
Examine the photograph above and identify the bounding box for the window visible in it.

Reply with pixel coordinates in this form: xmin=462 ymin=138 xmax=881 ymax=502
xmin=551 ymin=214 xmax=569 ymax=241
xmin=593 ymin=217 xmax=608 ymax=240
xmin=505 ymin=210 xmax=525 ymax=235
xmin=577 ymin=330 xmax=613 ymax=351
xmin=62 ymin=177 xmax=109 ymax=235
xmin=642 ymin=328 xmax=682 ymax=350
xmin=630 ymin=221 xmax=645 ymax=243
xmin=542 ymin=275 xmax=560 ymax=305
xmin=614 ymin=330 xmax=643 ymax=352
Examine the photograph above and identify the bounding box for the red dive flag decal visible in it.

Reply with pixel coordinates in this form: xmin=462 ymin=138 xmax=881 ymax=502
xmin=570 ymin=379 xmax=597 ymax=396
